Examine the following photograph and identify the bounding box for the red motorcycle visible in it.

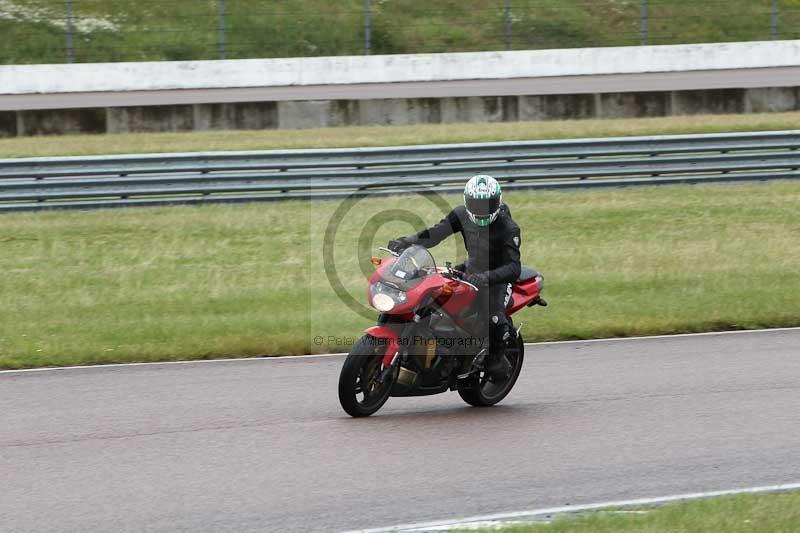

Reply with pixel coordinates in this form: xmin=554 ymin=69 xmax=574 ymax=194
xmin=338 ymin=244 xmax=546 ymax=417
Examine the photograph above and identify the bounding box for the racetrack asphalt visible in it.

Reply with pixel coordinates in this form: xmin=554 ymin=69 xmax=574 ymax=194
xmin=2 ymin=329 xmax=799 ymax=532
xmin=2 ymin=66 xmax=798 ymax=110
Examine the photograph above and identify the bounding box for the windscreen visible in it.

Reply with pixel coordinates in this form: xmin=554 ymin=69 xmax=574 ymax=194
xmin=380 ymin=245 xmax=436 ymax=290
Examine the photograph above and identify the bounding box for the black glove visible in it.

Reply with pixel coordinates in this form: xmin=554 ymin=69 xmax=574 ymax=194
xmin=387 ymin=238 xmax=410 ymax=254
xmin=465 ymin=272 xmax=489 ymax=287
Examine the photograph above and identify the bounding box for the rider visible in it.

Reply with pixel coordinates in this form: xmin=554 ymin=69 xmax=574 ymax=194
xmin=388 ymin=174 xmax=521 ymax=380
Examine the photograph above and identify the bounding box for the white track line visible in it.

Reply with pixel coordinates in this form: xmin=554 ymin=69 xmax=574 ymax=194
xmin=0 ymin=352 xmax=347 ymax=374
xmin=2 ymin=326 xmax=799 ymax=375
xmin=525 ymin=326 xmax=800 ymax=346
xmin=345 ymin=482 xmax=800 ymax=533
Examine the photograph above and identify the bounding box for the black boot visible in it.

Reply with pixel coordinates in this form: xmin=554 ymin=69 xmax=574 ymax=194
xmin=484 ymin=325 xmax=515 ymax=381
xmin=484 ymin=352 xmax=511 ymax=381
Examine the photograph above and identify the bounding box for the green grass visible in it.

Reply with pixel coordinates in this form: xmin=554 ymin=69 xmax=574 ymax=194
xmin=1 ymin=180 xmax=799 ymax=369
xmin=464 ymin=490 xmax=800 ymax=532
xmin=2 ymin=112 xmax=800 ymax=158
xmin=3 ymin=0 xmax=800 ymax=64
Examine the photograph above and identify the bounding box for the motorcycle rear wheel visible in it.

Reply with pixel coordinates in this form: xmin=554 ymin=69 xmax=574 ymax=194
xmin=338 ymin=335 xmax=394 ymax=417
xmin=457 ymin=333 xmax=524 ymax=407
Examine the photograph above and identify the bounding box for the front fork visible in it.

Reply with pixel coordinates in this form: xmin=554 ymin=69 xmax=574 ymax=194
xmin=365 ymin=322 xmax=422 ymax=384
xmin=364 ymin=324 xmax=403 ymax=383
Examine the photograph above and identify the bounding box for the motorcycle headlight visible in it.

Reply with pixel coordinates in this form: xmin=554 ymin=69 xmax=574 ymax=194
xmin=370 ymin=282 xmax=407 ymax=312
xmin=372 ymin=293 xmax=395 ymax=312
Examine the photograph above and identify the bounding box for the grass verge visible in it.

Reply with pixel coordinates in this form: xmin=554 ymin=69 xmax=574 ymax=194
xmin=3 ymin=0 xmax=797 ymax=64
xmin=463 ymin=490 xmax=800 ymax=532
xmin=1 ymin=180 xmax=799 ymax=369
xmin=1 ymin=112 xmax=800 ymax=158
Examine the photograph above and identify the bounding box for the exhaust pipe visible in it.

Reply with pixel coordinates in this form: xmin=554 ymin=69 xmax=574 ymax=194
xmin=397 ymin=366 xmax=418 ymax=387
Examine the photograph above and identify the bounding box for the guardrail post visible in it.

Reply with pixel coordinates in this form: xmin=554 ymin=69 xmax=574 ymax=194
xmin=503 ymin=0 xmax=512 ymax=51
xmin=217 ymin=0 xmax=227 ymax=59
xmin=639 ymin=0 xmax=649 ymax=45
xmin=64 ymin=0 xmax=74 ymax=63
xmin=771 ymin=0 xmax=780 ymax=40
xmin=364 ymin=0 xmax=372 ymax=55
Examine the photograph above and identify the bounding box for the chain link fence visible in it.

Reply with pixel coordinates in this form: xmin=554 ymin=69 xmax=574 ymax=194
xmin=1 ymin=0 xmax=799 ymax=64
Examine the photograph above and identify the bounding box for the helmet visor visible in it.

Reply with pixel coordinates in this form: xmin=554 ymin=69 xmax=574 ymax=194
xmin=465 ymin=195 xmax=500 ymax=218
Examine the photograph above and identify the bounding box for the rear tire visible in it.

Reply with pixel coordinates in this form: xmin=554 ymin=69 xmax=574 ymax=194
xmin=338 ymin=335 xmax=394 ymax=417
xmin=457 ymin=334 xmax=524 ymax=407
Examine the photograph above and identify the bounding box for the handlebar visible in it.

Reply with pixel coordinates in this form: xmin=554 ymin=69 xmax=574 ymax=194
xmin=443 ymin=262 xmax=479 ymax=292
xmin=458 ymin=279 xmax=480 ymax=292
xmin=443 ymin=273 xmax=479 ymax=292
xmin=378 ymin=246 xmax=400 ymax=257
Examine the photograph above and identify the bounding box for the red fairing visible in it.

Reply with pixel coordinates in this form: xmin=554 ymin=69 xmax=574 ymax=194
xmin=508 ymin=278 xmax=542 ymax=314
xmin=366 ymin=254 xmax=541 ymax=363
xmin=437 ymin=281 xmax=478 ymax=316
xmin=368 ymin=259 xmax=451 ymax=317
xmin=364 ymin=325 xmax=401 ymax=366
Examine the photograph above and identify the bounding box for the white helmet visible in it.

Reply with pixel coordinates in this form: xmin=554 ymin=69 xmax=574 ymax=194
xmin=464 ymin=174 xmax=502 ymax=226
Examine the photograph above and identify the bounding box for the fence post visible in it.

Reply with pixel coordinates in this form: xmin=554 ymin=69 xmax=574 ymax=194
xmin=771 ymin=0 xmax=779 ymax=40
xmin=64 ymin=0 xmax=74 ymax=63
xmin=504 ymin=0 xmax=512 ymax=50
xmin=639 ymin=0 xmax=648 ymax=45
xmin=364 ymin=0 xmax=372 ymax=55
xmin=218 ymin=0 xmax=227 ymax=59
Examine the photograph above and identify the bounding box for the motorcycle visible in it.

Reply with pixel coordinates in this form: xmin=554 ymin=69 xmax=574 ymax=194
xmin=338 ymin=244 xmax=546 ymax=417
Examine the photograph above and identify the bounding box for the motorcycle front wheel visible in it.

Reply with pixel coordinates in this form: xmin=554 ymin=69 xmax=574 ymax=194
xmin=457 ymin=333 xmax=525 ymax=407
xmin=338 ymin=335 xmax=395 ymax=417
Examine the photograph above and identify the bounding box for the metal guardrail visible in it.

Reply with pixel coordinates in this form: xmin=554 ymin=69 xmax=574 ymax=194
xmin=1 ymin=130 xmax=799 ymax=212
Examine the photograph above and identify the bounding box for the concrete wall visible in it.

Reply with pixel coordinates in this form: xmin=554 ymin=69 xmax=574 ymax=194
xmin=2 ymin=41 xmax=798 ymax=138
xmin=0 ymin=112 xmax=16 ymax=137
xmin=3 ymin=41 xmax=800 ymax=96
xmin=3 ymin=87 xmax=797 ymax=138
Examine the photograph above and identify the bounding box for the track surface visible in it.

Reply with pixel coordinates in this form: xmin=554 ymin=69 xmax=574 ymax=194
xmin=2 ymin=67 xmax=798 ymax=110
xmin=2 ymin=329 xmax=799 ymax=532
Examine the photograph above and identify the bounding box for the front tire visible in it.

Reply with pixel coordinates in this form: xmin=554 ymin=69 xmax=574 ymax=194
xmin=338 ymin=335 xmax=394 ymax=417
xmin=457 ymin=333 xmax=524 ymax=407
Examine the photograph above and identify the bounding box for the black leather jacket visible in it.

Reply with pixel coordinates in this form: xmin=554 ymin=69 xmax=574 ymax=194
xmin=403 ymin=204 xmax=522 ymax=285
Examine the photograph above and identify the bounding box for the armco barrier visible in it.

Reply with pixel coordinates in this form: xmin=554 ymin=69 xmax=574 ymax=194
xmin=0 ymin=130 xmax=798 ymax=212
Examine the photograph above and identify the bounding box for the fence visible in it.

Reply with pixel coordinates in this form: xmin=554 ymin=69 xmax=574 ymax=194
xmin=1 ymin=1 xmax=799 ymax=64
xmin=0 ymin=131 xmax=798 ymax=212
